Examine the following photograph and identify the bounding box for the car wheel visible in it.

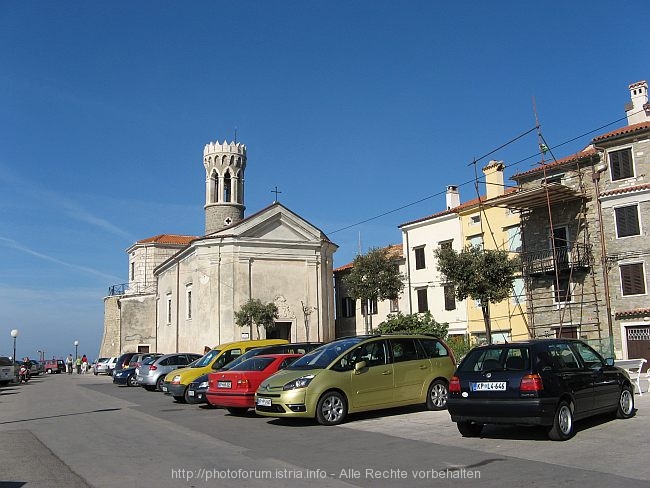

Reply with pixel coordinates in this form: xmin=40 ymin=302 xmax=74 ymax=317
xmin=547 ymin=400 xmax=574 ymax=441
xmin=426 ymin=379 xmax=449 ymax=410
xmin=155 ymin=376 xmax=165 ymax=392
xmin=183 ymin=388 xmax=193 ymax=404
xmin=227 ymin=407 xmax=249 ymax=416
xmin=616 ymin=386 xmax=635 ymax=419
xmin=456 ymin=421 xmax=483 ymax=437
xmin=173 ymin=395 xmax=186 ymax=403
xmin=316 ymin=391 xmax=347 ymax=426
xmin=127 ymin=374 xmax=138 ymax=387
xmin=46 ymin=368 xmax=52 ymax=374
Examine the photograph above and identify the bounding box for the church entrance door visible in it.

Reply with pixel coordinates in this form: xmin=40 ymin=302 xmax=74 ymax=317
xmin=268 ymin=322 xmax=291 ymax=340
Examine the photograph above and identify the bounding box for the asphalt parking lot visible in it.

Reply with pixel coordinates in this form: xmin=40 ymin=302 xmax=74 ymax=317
xmin=1 ymin=373 xmax=649 ymax=488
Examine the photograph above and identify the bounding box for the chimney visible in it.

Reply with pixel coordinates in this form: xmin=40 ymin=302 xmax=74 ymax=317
xmin=626 ymin=80 xmax=650 ymax=125
xmin=446 ymin=185 xmax=460 ymax=209
xmin=482 ymin=160 xmax=505 ymax=199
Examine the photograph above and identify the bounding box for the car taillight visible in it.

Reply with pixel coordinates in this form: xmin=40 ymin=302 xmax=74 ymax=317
xmin=237 ymin=379 xmax=250 ymax=388
xmin=520 ymin=374 xmax=543 ymax=392
xmin=449 ymin=376 xmax=461 ymax=393
xmin=149 ymin=365 xmax=157 ymax=371
xmin=208 ymin=379 xmax=214 ymax=388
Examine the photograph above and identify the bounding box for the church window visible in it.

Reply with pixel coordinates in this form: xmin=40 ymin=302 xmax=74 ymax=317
xmin=166 ymin=293 xmax=172 ymax=324
xmin=186 ymin=284 xmax=192 ymax=320
xmin=224 ymin=172 xmax=232 ymax=203
xmin=211 ymin=171 xmax=219 ymax=203
xmin=130 ymin=262 xmax=135 ymax=281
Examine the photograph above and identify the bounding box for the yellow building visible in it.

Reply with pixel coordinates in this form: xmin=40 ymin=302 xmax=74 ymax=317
xmin=456 ymin=161 xmax=528 ymax=343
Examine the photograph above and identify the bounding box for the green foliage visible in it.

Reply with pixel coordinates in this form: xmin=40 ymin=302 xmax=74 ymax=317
xmin=343 ymin=247 xmax=405 ymax=302
xmin=374 ymin=312 xmax=448 ymax=338
xmin=444 ymin=335 xmax=473 ymax=363
xmin=434 ymin=245 xmax=518 ymax=304
xmin=234 ymin=299 xmax=279 ymax=339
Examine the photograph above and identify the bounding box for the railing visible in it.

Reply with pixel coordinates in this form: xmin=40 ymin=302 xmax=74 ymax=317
xmin=521 ymin=243 xmax=591 ymax=275
xmin=107 ymin=282 xmax=157 ymax=296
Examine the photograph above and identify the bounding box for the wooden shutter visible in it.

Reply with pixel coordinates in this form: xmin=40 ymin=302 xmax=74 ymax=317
xmin=610 ymin=148 xmax=633 ymax=180
xmin=615 ymin=205 xmax=640 ymax=237
xmin=620 ymin=263 xmax=646 ymax=295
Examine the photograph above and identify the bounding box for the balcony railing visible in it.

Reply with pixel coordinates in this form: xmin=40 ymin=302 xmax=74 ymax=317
xmin=107 ymin=282 xmax=157 ymax=296
xmin=521 ymin=244 xmax=591 ymax=275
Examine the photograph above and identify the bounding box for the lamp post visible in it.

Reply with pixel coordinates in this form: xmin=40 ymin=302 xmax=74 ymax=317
xmin=10 ymin=329 xmax=18 ymax=363
xmin=74 ymin=340 xmax=79 ymax=360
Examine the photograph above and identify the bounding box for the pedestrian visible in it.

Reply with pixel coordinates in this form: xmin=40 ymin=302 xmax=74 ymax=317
xmin=76 ymin=356 xmax=82 ymax=374
xmin=66 ymin=354 xmax=73 ymax=374
xmin=81 ymin=354 xmax=88 ymax=374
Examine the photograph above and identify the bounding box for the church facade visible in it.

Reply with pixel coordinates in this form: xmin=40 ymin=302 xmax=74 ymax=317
xmin=100 ymin=139 xmax=337 ymax=357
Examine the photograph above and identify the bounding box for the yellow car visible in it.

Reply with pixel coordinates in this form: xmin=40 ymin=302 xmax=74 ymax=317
xmin=162 ymin=339 xmax=287 ymax=402
xmin=255 ymin=334 xmax=456 ymax=425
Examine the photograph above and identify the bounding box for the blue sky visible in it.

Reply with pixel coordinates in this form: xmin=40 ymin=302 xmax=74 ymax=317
xmin=1 ymin=1 xmax=647 ymax=359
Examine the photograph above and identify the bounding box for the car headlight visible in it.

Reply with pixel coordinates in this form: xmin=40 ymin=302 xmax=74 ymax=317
xmin=172 ymin=375 xmax=181 ymax=384
xmin=198 ymin=381 xmax=209 ymax=389
xmin=283 ymin=375 xmax=315 ymax=391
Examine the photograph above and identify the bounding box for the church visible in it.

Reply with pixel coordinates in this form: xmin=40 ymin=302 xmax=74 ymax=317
xmin=100 ymin=139 xmax=337 ymax=357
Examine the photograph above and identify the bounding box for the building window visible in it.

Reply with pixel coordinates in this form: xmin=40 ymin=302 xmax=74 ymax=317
xmin=439 ymin=239 xmax=453 ymax=250
xmin=512 ymin=277 xmax=525 ymax=305
xmin=615 ymin=204 xmax=640 ymax=238
xmin=609 ymin=147 xmax=634 ymax=181
xmin=470 ymin=214 xmax=481 ymax=225
xmin=553 ymin=275 xmax=572 ymax=303
xmin=467 ymin=234 xmax=483 ymax=249
xmin=166 ymin=294 xmax=172 ymax=324
xmin=223 ymin=171 xmax=232 ymax=202
xmin=390 ymin=298 xmax=399 ymax=312
xmin=544 ymin=173 xmax=564 ymax=184
xmin=443 ymin=285 xmax=456 ymax=311
xmin=506 ymin=226 xmax=522 ymax=252
xmin=361 ymin=299 xmax=378 ymax=315
xmin=342 ymin=297 xmax=355 ymax=318
xmin=186 ymin=285 xmax=192 ymax=320
xmin=414 ymin=246 xmax=426 ymax=270
xmin=416 ymin=288 xmax=428 ymax=313
xmin=130 ymin=262 xmax=135 ymax=281
xmin=620 ymin=263 xmax=646 ymax=296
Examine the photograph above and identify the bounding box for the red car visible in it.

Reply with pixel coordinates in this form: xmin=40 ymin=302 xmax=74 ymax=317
xmin=206 ymin=354 xmax=302 ymax=415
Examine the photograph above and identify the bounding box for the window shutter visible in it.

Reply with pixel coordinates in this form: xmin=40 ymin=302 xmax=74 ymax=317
xmin=611 ymin=148 xmax=633 ymax=181
xmin=621 ymin=263 xmax=646 ymax=295
xmin=615 ymin=205 xmax=639 ymax=237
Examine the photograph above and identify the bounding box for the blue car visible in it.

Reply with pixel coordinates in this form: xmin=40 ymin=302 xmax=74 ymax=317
xmin=113 ymin=366 xmax=138 ymax=387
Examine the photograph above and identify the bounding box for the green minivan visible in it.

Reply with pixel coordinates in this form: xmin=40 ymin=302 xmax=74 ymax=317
xmin=255 ymin=334 xmax=456 ymax=425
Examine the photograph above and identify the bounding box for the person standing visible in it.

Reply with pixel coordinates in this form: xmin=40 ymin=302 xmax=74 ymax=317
xmin=81 ymin=354 xmax=88 ymax=374
xmin=75 ymin=356 xmax=82 ymax=374
xmin=66 ymin=354 xmax=73 ymax=374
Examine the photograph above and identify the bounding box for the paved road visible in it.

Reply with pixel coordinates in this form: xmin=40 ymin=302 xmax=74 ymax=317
xmin=1 ymin=373 xmax=648 ymax=488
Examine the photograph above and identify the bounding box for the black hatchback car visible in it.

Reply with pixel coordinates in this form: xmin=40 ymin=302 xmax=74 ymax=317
xmin=447 ymin=339 xmax=635 ymax=440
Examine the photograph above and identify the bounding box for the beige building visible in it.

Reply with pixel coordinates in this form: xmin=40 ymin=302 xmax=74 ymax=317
xmin=101 ymin=139 xmax=337 ymax=357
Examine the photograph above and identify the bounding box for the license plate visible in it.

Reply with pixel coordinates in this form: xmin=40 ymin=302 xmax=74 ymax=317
xmin=471 ymin=381 xmax=507 ymax=391
xmin=257 ymin=397 xmax=272 ymax=407
xmin=162 ymin=386 xmax=168 ymax=392
xmin=217 ymin=381 xmax=231 ymax=388
xmin=188 ymin=390 xmax=195 ymax=396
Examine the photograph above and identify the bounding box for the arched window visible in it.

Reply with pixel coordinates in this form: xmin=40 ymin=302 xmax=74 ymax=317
xmin=223 ymin=171 xmax=232 ymax=203
xmin=211 ymin=171 xmax=219 ymax=203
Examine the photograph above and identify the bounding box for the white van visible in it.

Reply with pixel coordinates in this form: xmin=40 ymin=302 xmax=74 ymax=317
xmin=0 ymin=356 xmax=15 ymax=385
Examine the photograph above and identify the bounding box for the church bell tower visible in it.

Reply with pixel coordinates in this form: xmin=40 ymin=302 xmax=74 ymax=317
xmin=203 ymin=139 xmax=246 ymax=235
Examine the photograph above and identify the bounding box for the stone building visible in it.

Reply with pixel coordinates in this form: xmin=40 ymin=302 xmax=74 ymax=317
xmin=101 ymin=139 xmax=337 ymax=357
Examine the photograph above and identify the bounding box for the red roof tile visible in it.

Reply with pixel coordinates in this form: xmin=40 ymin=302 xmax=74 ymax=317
xmin=593 ymin=121 xmax=650 ymax=143
xmin=137 ymin=234 xmax=198 ymax=245
xmin=615 ymin=308 xmax=650 ymax=319
xmin=511 ymin=148 xmax=598 ymax=180
xmin=600 ymin=183 xmax=650 ymax=198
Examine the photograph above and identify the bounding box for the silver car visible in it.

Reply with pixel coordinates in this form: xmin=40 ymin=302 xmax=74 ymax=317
xmin=136 ymin=353 xmax=202 ymax=391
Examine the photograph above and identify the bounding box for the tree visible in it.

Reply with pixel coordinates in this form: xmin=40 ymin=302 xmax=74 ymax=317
xmin=343 ymin=247 xmax=405 ymax=333
xmin=234 ymin=299 xmax=279 ymax=339
xmin=435 ymin=245 xmax=519 ymax=344
xmin=375 ymin=311 xmax=448 ymax=338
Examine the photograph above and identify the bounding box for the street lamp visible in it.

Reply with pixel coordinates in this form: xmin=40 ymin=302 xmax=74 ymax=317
xmin=74 ymin=340 xmax=79 ymax=360
xmin=10 ymin=329 xmax=18 ymax=363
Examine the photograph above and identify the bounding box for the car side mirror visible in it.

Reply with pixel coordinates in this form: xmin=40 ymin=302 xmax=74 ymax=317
xmin=354 ymin=361 xmax=367 ymax=373
xmin=605 ymin=357 xmax=614 ymax=367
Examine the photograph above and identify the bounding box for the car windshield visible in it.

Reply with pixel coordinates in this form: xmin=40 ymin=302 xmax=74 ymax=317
xmin=287 ymin=338 xmax=365 ymax=370
xmin=142 ymin=357 xmax=157 ymax=365
xmin=194 ymin=349 xmax=220 ymax=368
xmin=458 ymin=346 xmax=531 ymax=373
xmin=229 ymin=356 xmax=276 ymax=372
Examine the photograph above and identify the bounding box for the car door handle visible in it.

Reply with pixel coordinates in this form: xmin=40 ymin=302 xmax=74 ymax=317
xmin=381 ymin=370 xmax=392 ymax=375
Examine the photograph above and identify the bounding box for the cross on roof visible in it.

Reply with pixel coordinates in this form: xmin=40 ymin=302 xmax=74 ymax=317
xmin=272 ymin=186 xmax=282 ymax=202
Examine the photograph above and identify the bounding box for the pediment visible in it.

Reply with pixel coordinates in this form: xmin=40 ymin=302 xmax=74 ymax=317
xmin=214 ymin=204 xmax=325 ymax=242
